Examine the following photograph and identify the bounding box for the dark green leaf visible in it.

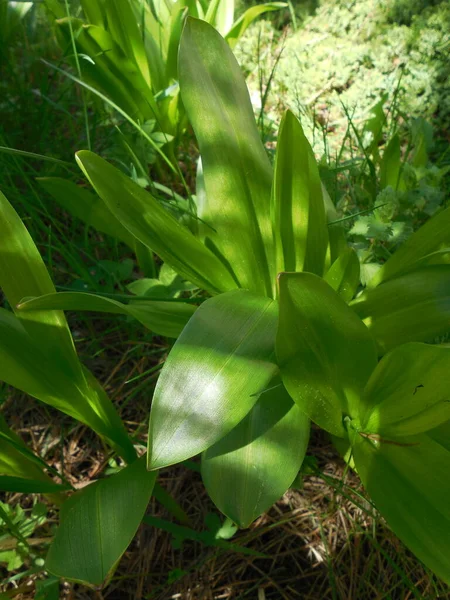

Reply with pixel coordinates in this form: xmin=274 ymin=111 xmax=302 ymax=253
xmin=46 ymin=457 xmax=156 ymax=585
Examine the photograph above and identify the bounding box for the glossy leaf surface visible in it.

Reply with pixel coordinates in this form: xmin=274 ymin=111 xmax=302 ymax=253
xmin=18 ymin=292 xmax=196 ymax=339
xmin=46 ymin=457 xmax=156 ymax=585
xmin=148 ymin=290 xmax=278 ymax=469
xmin=202 ymin=382 xmax=309 ymax=527
xmin=76 ymin=150 xmax=237 ymax=295
xmin=179 ymin=18 xmax=273 ymax=296
xmin=277 ymin=273 xmax=377 ymax=437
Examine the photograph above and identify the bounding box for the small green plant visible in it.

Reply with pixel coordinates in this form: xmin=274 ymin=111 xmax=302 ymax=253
xmin=43 ymin=0 xmax=286 ymax=167
xmin=12 ymin=17 xmax=450 ymax=588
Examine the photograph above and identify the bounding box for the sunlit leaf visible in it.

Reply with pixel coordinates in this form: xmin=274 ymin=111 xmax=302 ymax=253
xmin=277 ymin=272 xmax=377 ymax=437
xmin=351 ymin=266 xmax=450 ymax=353
xmin=76 ymin=150 xmax=237 ymax=295
xmin=359 ymin=343 xmax=450 ymax=436
xmin=148 ymin=290 xmax=278 ymax=469
xmin=272 ymin=110 xmax=328 ymax=278
xmin=353 ymin=433 xmax=450 ymax=586
xmin=179 ymin=17 xmax=273 ymax=296
xmin=18 ymin=291 xmax=196 ymax=339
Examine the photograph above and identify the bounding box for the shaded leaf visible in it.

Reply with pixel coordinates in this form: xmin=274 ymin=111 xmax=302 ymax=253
xmin=202 ymin=382 xmax=309 ymax=527
xmin=46 ymin=457 xmax=156 ymax=585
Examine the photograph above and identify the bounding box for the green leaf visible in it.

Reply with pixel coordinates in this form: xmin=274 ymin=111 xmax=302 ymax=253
xmin=179 ymin=17 xmax=273 ymax=297
xmin=324 ymin=247 xmax=360 ymax=302
xmin=225 ymin=3 xmax=287 ymax=48
xmin=0 ymin=415 xmax=53 ymax=484
xmin=18 ymin=292 xmax=196 ymax=339
xmin=55 ymin=18 xmax=157 ymax=123
xmin=46 ymin=457 xmax=156 ymax=585
xmin=359 ymin=343 xmax=450 ymax=437
xmin=0 ymin=476 xmax=70 ymax=494
xmin=277 ymin=273 xmax=378 ymax=437
xmin=351 ymin=266 xmax=450 ymax=353
xmin=380 ymin=134 xmax=404 ymax=191
xmin=148 ymin=290 xmax=279 ymax=470
xmin=105 ymin=0 xmax=152 ymax=88
xmin=37 ymin=177 xmax=136 ymax=248
xmin=272 ymin=110 xmax=328 ymax=278
xmin=202 ymin=382 xmax=309 ymax=527
xmin=353 ymin=433 xmax=450 ymax=585
xmin=0 ymin=191 xmax=134 ymax=462
xmin=76 ymin=150 xmax=237 ymax=295
xmin=368 ymin=205 xmax=450 ymax=288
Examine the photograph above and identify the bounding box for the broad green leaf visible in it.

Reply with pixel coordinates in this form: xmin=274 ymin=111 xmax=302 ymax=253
xmin=0 ymin=192 xmax=135 ymax=462
xmin=18 ymin=292 xmax=196 ymax=339
xmin=272 ymin=110 xmax=328 ymax=279
xmin=351 ymin=266 xmax=450 ymax=353
xmin=202 ymin=382 xmax=309 ymax=527
xmin=46 ymin=457 xmax=156 ymax=585
xmin=427 ymin=419 xmax=450 ymax=452
xmin=179 ymin=18 xmax=273 ymax=297
xmin=76 ymin=150 xmax=237 ymax=295
xmin=225 ymin=3 xmax=287 ymax=48
xmin=324 ymin=247 xmax=360 ymax=302
xmin=277 ymin=273 xmax=378 ymax=437
xmin=360 ymin=343 xmax=450 ymax=437
xmin=166 ymin=7 xmax=187 ymax=82
xmin=353 ymin=433 xmax=450 ymax=585
xmin=37 ymin=177 xmax=136 ymax=248
xmin=0 ymin=308 xmax=135 ymax=461
xmin=368 ymin=205 xmax=450 ymax=288
xmin=148 ymin=290 xmax=279 ymax=470
xmin=0 ymin=476 xmax=70 ymax=494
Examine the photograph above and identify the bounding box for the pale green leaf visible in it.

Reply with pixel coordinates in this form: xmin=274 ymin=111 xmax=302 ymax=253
xmin=272 ymin=110 xmax=328 ymax=278
xmin=179 ymin=17 xmax=273 ymax=296
xmin=277 ymin=273 xmax=377 ymax=437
